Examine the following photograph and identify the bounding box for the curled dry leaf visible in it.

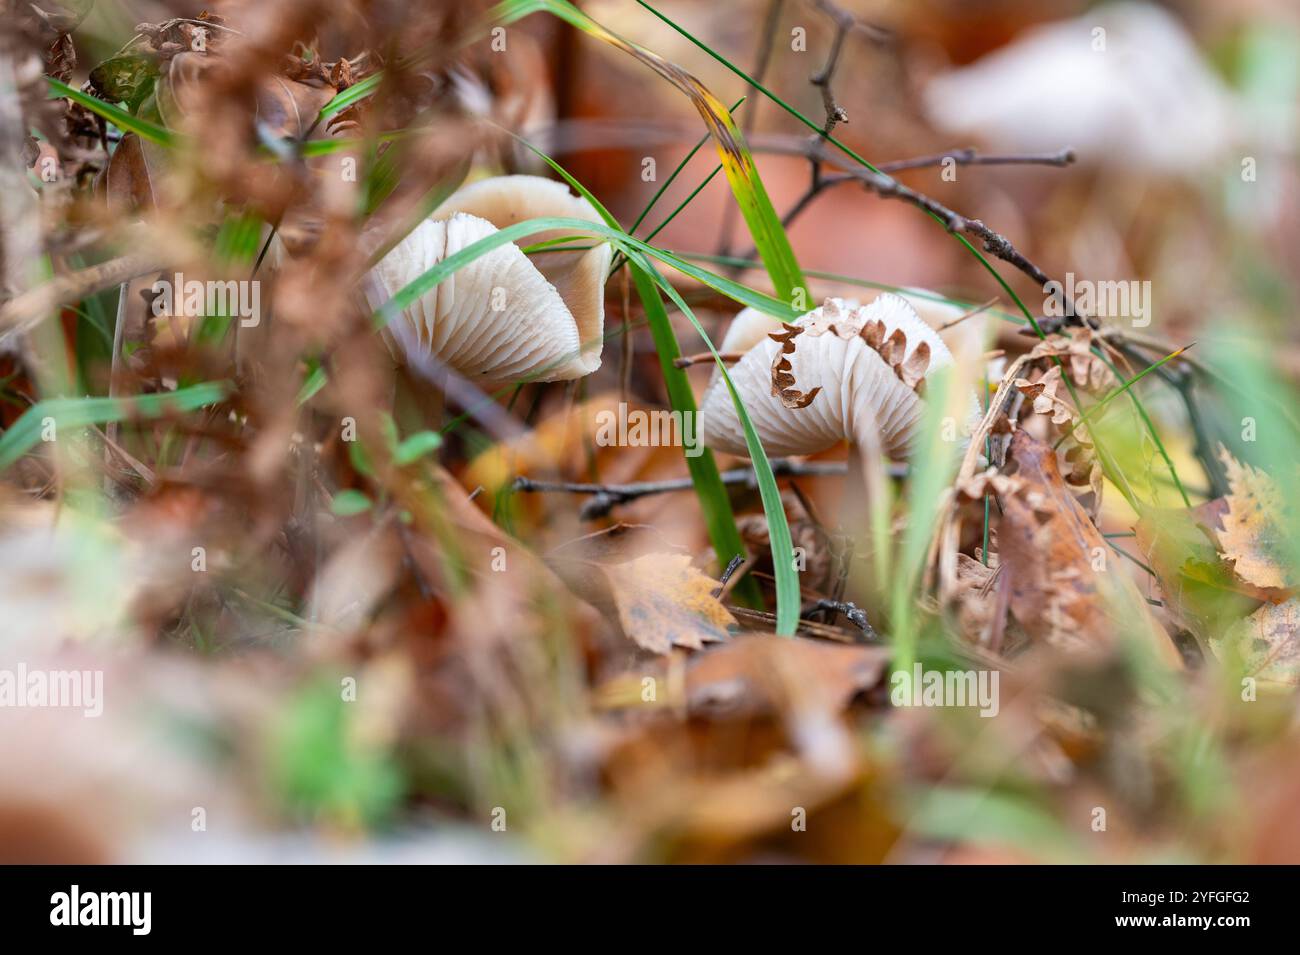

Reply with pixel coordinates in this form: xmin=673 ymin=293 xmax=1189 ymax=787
xmin=769 ymin=323 xmax=821 ymax=409
xmin=1027 ymin=328 xmax=1115 ymax=393
xmin=956 ymin=466 xmax=1023 ymax=502
xmin=100 ymin=133 xmax=161 ymax=214
xmin=1015 ymin=365 xmax=1078 ymax=430
xmin=1011 ymin=366 xmax=1103 ymax=517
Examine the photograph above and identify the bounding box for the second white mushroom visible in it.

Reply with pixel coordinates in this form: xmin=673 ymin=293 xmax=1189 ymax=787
xmin=699 ymin=294 xmax=973 ymax=462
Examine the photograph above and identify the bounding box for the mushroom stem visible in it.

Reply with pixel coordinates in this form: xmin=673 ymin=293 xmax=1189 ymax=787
xmin=845 ymin=420 xmax=893 ymax=589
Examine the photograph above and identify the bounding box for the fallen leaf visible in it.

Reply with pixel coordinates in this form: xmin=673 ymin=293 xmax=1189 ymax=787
xmin=1027 ymin=328 xmax=1114 ymax=392
xmin=1212 ymin=598 xmax=1300 ymax=688
xmin=950 ymin=553 xmax=1002 ymax=647
xmin=601 ymin=553 xmax=734 ymax=653
xmin=101 ymin=133 xmax=162 ymax=213
xmin=685 ymin=634 xmax=889 ymax=718
xmin=1216 ymin=448 xmax=1290 ymax=591
xmin=997 ymin=430 xmax=1177 ymax=663
xmin=1135 ymin=501 xmax=1270 ymax=640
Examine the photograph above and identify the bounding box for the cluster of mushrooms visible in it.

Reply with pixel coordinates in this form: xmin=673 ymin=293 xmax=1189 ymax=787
xmin=368 ymin=174 xmax=980 ymax=471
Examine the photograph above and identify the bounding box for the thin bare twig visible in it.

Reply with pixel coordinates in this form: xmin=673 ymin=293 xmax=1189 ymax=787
xmin=938 ymin=297 xmax=999 ymax=331
xmin=514 ymin=458 xmax=907 ymax=520
xmin=734 ymin=145 xmax=1077 ymax=289
xmin=808 ymin=0 xmax=884 ymax=137
xmin=0 ymin=250 xmax=167 ymax=342
xmin=673 ymin=351 xmax=744 ymax=369
xmin=877 ymin=146 xmax=1076 ymax=174
xmin=801 ymin=597 xmax=878 ymax=641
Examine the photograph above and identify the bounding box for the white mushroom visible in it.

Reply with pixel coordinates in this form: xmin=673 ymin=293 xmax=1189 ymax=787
xmin=713 ymin=289 xmax=988 ymax=371
xmin=700 ymin=294 xmax=972 ymax=461
xmin=365 ymin=175 xmax=612 ymax=384
xmin=922 ymin=3 xmax=1237 ymax=177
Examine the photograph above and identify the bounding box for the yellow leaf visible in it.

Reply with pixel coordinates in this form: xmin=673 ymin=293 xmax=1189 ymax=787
xmin=1217 ymin=449 xmax=1290 ymax=591
xmin=602 ymin=553 xmax=734 ymax=654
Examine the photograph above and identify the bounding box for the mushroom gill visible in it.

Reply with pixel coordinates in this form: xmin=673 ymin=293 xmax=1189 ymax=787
xmin=365 ymin=175 xmax=612 ymax=384
xmin=699 ymin=294 xmax=969 ymax=460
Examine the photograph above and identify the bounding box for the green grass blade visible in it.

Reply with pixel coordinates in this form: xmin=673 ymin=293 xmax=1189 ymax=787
xmin=629 ymin=96 xmax=744 ymax=234
xmin=628 ymin=263 xmax=763 ymax=610
xmin=46 ymin=77 xmax=176 ymax=148
xmin=372 ymin=215 xmax=799 ymax=327
xmin=643 ymin=164 xmax=724 ymax=243
xmin=1090 ymin=349 xmax=1192 ymax=507
xmin=635 ymin=256 xmax=800 ymax=634
xmin=496 ymin=0 xmax=810 ymax=308
xmin=317 ymin=72 xmax=385 ymax=123
xmin=679 ymin=252 xmax=1028 ymax=325
xmin=0 ymin=382 xmax=229 ymax=470
xmin=1059 ymin=344 xmax=1195 ymax=447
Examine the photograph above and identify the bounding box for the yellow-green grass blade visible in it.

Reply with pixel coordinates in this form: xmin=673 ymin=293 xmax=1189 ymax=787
xmin=495 ymin=0 xmax=811 ymax=309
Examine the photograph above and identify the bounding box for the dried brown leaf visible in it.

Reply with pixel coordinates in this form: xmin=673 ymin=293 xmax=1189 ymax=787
xmin=601 ymin=553 xmax=735 ymax=653
xmin=685 ymin=634 xmax=889 ymax=718
xmin=997 ymin=430 xmax=1177 ymax=663
xmin=768 ymin=323 xmax=821 ymax=409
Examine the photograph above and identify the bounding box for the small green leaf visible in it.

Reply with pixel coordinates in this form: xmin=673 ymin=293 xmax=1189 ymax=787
xmin=346 ymin=441 xmax=375 ymax=479
xmin=297 ymin=364 xmax=328 ymax=406
xmin=394 ymin=431 xmax=443 ymax=465
xmin=331 ymin=490 xmax=373 ymax=516
xmin=317 ymin=72 xmax=384 ymax=123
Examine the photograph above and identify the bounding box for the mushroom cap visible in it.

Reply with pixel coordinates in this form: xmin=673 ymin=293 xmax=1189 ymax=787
xmin=700 ymin=295 xmax=962 ymax=459
xmin=365 ymin=175 xmax=612 ymax=384
xmin=922 ymin=3 xmax=1235 ymax=176
xmin=716 ymin=289 xmax=988 ymax=359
